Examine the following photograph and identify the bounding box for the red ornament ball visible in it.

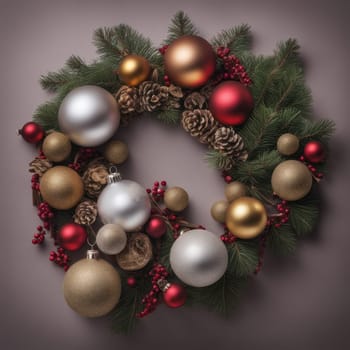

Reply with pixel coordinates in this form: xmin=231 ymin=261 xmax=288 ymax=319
xmin=19 ymin=122 xmax=45 ymax=144
xmin=127 ymin=276 xmax=137 ymax=288
xmin=209 ymin=81 xmax=254 ymax=126
xmin=304 ymin=140 xmax=325 ymax=163
xmin=163 ymin=283 xmax=187 ymax=308
xmin=145 ymin=216 xmax=167 ymax=239
xmin=58 ymin=223 xmax=87 ymax=251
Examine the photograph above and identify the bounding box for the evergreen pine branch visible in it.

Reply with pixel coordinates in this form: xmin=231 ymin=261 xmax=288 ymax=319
xmin=267 ymin=224 xmax=297 ymax=256
xmin=159 ymin=227 xmax=175 ymax=271
xmin=205 ymin=149 xmax=233 ymax=170
xmin=39 ymin=69 xmax=73 ymax=93
xmin=289 ymin=192 xmax=320 ymax=237
xmin=33 ymin=98 xmax=61 ymax=130
xmin=164 ymin=11 xmax=199 ymax=44
xmin=65 ymin=55 xmax=87 ymax=70
xmin=227 ymin=239 xmax=260 ymax=277
xmin=211 ymin=24 xmax=252 ymax=56
xmin=186 ymin=273 xmax=247 ymax=315
xmin=154 ymin=109 xmax=181 ymax=125
xmin=295 ymin=119 xmax=336 ymax=143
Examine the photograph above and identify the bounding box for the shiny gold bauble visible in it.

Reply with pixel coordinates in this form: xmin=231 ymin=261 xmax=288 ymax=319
xmin=277 ymin=133 xmax=300 ymax=156
xmin=226 ymin=197 xmax=267 ymax=239
xmin=210 ymin=200 xmax=229 ymax=223
xmin=271 ymin=160 xmax=312 ymax=201
xmin=164 ymin=186 xmax=189 ymax=212
xmin=117 ymin=54 xmax=151 ymax=86
xmin=164 ymin=35 xmax=216 ymax=88
xmin=42 ymin=131 xmax=72 ymax=162
xmin=103 ymin=140 xmax=129 ymax=164
xmin=225 ymin=181 xmax=248 ymax=202
xmin=63 ymin=250 xmax=121 ymax=318
xmin=40 ymin=166 xmax=84 ymax=209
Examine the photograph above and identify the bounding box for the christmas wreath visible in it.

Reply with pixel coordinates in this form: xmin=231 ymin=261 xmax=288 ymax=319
xmin=20 ymin=12 xmax=335 ymax=333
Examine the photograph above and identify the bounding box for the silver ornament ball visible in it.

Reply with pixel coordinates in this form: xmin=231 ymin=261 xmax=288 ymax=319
xmin=96 ymin=224 xmax=127 ymax=255
xmin=170 ymin=229 xmax=228 ymax=287
xmin=97 ymin=178 xmax=151 ymax=232
xmin=58 ymin=86 xmax=120 ymax=147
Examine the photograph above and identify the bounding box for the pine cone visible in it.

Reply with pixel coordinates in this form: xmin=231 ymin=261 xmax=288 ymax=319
xmin=184 ymin=92 xmax=206 ymax=110
xmin=29 ymin=157 xmax=53 ymax=176
xmin=115 ymin=86 xmax=140 ymax=125
xmin=82 ymin=161 xmax=109 ymax=198
xmin=74 ymin=200 xmax=98 ymax=225
xmin=139 ymin=81 xmax=169 ymax=112
xmin=182 ymin=109 xmax=219 ymax=144
xmin=211 ymin=126 xmax=247 ymax=159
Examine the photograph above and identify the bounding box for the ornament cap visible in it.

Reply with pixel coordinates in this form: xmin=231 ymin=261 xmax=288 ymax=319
xmin=107 ymin=166 xmax=122 ymax=183
xmin=86 ymin=249 xmax=99 ymax=260
xmin=157 ymin=279 xmax=171 ymax=292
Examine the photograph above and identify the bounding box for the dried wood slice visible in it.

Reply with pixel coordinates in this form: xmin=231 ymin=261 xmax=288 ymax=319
xmin=116 ymin=233 xmax=153 ymax=271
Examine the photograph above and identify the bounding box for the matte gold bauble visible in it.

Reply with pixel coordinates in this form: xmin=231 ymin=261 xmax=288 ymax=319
xmin=118 ymin=54 xmax=151 ymax=87
xmin=277 ymin=133 xmax=300 ymax=156
xmin=226 ymin=197 xmax=267 ymax=239
xmin=40 ymin=166 xmax=84 ymax=209
xmin=271 ymin=160 xmax=312 ymax=201
xmin=210 ymin=200 xmax=229 ymax=223
xmin=63 ymin=250 xmax=121 ymax=318
xmin=164 ymin=186 xmax=189 ymax=212
xmin=225 ymin=181 xmax=248 ymax=202
xmin=42 ymin=131 xmax=72 ymax=162
xmin=164 ymin=35 xmax=216 ymax=88
xmin=103 ymin=140 xmax=129 ymax=164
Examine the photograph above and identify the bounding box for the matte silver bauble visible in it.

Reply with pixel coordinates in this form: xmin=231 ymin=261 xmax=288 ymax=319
xmin=97 ymin=173 xmax=151 ymax=232
xmin=58 ymin=86 xmax=120 ymax=147
xmin=169 ymin=229 xmax=228 ymax=287
xmin=96 ymin=224 xmax=127 ymax=255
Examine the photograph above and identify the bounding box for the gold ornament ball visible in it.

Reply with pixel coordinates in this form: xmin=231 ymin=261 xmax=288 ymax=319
xmin=164 ymin=186 xmax=189 ymax=212
xmin=277 ymin=133 xmax=300 ymax=156
xmin=40 ymin=166 xmax=84 ymax=210
xmin=118 ymin=54 xmax=151 ymax=87
xmin=226 ymin=197 xmax=267 ymax=239
xmin=63 ymin=251 xmax=121 ymax=318
xmin=42 ymin=131 xmax=72 ymax=162
xmin=164 ymin=35 xmax=216 ymax=88
xmin=103 ymin=140 xmax=129 ymax=165
xmin=271 ymin=160 xmax=312 ymax=201
xmin=225 ymin=181 xmax=248 ymax=202
xmin=210 ymin=200 xmax=229 ymax=223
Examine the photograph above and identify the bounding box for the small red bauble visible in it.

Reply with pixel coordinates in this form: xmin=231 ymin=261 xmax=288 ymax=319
xmin=209 ymin=81 xmax=254 ymax=126
xmin=18 ymin=122 xmax=45 ymax=144
xmin=304 ymin=140 xmax=325 ymax=163
xmin=127 ymin=276 xmax=137 ymax=287
xmin=58 ymin=223 xmax=87 ymax=251
xmin=145 ymin=216 xmax=167 ymax=239
xmin=163 ymin=283 xmax=187 ymax=308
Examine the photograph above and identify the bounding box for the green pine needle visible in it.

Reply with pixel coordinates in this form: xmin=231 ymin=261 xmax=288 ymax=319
xmin=267 ymin=224 xmax=297 ymax=256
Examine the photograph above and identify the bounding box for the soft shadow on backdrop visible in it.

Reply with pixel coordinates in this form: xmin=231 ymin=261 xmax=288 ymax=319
xmin=1 ymin=0 xmax=349 ymax=349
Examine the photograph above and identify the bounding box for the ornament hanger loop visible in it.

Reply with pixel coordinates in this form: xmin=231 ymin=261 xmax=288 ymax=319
xmin=87 ymin=236 xmax=96 ymax=249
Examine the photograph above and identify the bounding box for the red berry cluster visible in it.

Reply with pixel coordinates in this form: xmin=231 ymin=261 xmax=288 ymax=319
xmin=220 ymin=228 xmax=237 ymax=244
xmin=158 ymin=45 xmax=169 ymax=55
xmin=69 ymin=147 xmax=98 ymax=173
xmin=216 ymin=47 xmax=252 ymax=86
xmin=299 ymin=155 xmax=324 ymax=180
xmin=146 ymin=180 xmax=167 ymax=201
xmin=268 ymin=198 xmax=290 ymax=228
xmin=254 ymin=234 xmax=267 ymax=274
xmin=49 ymin=247 xmax=70 ymax=271
xmin=37 ymin=202 xmax=53 ymax=230
xmin=221 ymin=171 xmax=233 ymax=184
xmin=32 ymin=225 xmax=46 ymax=245
xmin=31 ymin=174 xmax=40 ymax=191
xmin=158 ymin=45 xmax=172 ymax=86
xmin=136 ymin=263 xmax=169 ymax=318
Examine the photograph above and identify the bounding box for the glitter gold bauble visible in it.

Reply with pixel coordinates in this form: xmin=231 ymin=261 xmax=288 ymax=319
xmin=277 ymin=133 xmax=299 ymax=156
xmin=224 ymin=181 xmax=248 ymax=202
xmin=226 ymin=197 xmax=267 ymax=239
xmin=271 ymin=160 xmax=312 ymax=201
xmin=118 ymin=54 xmax=151 ymax=87
xmin=103 ymin=140 xmax=129 ymax=165
xmin=164 ymin=186 xmax=189 ymax=212
xmin=63 ymin=250 xmax=121 ymax=318
xmin=210 ymin=200 xmax=229 ymax=223
xmin=164 ymin=35 xmax=216 ymax=88
xmin=42 ymin=132 xmax=72 ymax=162
xmin=40 ymin=166 xmax=84 ymax=210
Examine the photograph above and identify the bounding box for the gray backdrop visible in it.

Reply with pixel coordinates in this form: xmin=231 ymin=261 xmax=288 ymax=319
xmin=1 ymin=0 xmax=349 ymax=349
